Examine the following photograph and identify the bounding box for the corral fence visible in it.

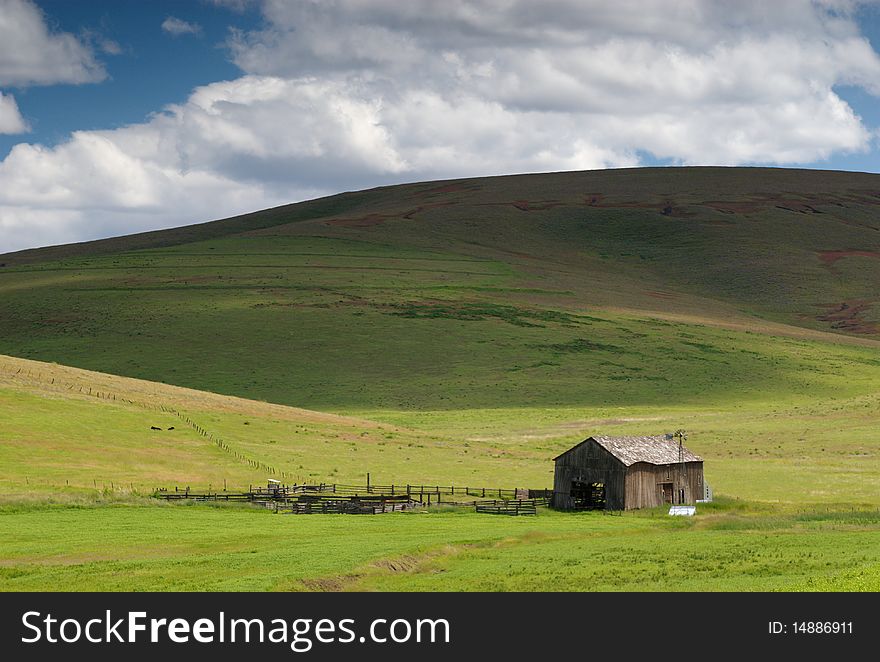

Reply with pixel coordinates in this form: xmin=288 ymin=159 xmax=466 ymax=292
xmin=154 ymin=483 xmax=554 ymax=515
xmin=274 ymin=494 xmax=420 ymax=515
xmin=317 ymin=483 xmax=520 ymax=500
xmin=475 ymin=499 xmax=539 ymax=516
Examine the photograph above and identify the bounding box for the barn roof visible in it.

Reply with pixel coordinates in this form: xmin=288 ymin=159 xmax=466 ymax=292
xmin=554 ymin=435 xmax=702 ymax=466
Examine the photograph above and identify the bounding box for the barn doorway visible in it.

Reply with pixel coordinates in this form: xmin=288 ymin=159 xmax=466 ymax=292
xmin=661 ymin=482 xmax=674 ymax=504
xmin=570 ymin=480 xmax=605 ymax=510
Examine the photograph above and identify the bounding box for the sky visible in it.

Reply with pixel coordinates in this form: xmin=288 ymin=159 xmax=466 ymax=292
xmin=3 ymin=0 xmax=880 ymax=253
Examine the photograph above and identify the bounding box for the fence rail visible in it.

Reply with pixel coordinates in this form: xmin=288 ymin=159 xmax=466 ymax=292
xmin=276 ymin=497 xmax=420 ymax=515
xmin=474 ymin=499 xmax=539 ymax=516
xmin=154 ymin=483 xmax=553 ymax=515
xmin=315 ymin=483 xmax=522 ymax=499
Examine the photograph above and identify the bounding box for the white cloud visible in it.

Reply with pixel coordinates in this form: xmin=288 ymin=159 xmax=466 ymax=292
xmin=0 ymin=0 xmax=105 ymax=86
xmin=204 ymin=0 xmax=257 ymax=11
xmin=0 ymin=91 xmax=28 ymax=134
xmin=99 ymin=39 xmax=122 ymax=56
xmin=161 ymin=16 xmax=203 ymax=37
xmin=3 ymin=0 xmax=880 ymax=253
xmin=225 ymin=0 xmax=880 ymax=168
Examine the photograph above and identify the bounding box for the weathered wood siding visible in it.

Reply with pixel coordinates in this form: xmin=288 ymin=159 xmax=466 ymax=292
xmin=554 ymin=438 xmax=705 ymax=511
xmin=624 ymin=461 xmax=703 ymax=509
xmin=553 ymin=439 xmax=626 ymax=510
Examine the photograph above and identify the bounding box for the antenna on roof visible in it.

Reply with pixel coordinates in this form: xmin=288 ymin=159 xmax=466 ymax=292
xmin=673 ymin=429 xmax=687 ymax=504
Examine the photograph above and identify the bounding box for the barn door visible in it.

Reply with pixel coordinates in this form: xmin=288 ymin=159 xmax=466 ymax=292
xmin=661 ymin=482 xmax=673 ymax=504
xmin=571 ymin=481 xmax=605 ymax=510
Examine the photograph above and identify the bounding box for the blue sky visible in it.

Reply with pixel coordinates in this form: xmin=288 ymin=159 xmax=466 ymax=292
xmin=2 ymin=0 xmax=880 ymax=253
xmin=0 ymin=1 xmax=253 ymax=156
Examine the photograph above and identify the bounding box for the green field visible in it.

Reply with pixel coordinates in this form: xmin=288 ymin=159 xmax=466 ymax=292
xmin=2 ymin=167 xmax=880 ymax=591
xmin=2 ymin=502 xmax=879 ymax=592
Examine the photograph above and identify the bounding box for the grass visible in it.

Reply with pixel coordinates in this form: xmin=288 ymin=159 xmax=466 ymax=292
xmin=1 ymin=351 xmax=880 ymax=592
xmin=3 ymin=168 xmax=880 ymax=413
xmin=1 ymin=502 xmax=877 ymax=592
xmin=2 ymin=167 xmax=880 ymax=591
xmin=4 ymin=349 xmax=880 ymax=504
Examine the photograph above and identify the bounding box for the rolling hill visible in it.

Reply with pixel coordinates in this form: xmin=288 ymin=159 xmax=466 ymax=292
xmin=3 ymin=351 xmax=880 ymax=592
xmin=1 ymin=166 xmax=880 ymax=414
xmin=3 ymin=166 xmax=880 ymax=591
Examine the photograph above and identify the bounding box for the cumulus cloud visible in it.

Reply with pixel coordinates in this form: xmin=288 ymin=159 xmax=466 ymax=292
xmin=0 ymin=91 xmax=28 ymax=134
xmin=161 ymin=16 xmax=203 ymax=37
xmin=227 ymin=0 xmax=880 ymax=165
xmin=0 ymin=0 xmax=105 ymax=86
xmin=3 ymin=0 xmax=880 ymax=253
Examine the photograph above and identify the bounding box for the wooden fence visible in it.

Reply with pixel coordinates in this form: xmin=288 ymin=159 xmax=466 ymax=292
xmin=154 ymin=482 xmax=545 ymax=501
xmin=154 ymin=482 xmax=554 ymax=515
xmin=315 ymin=483 xmax=521 ymax=499
xmin=275 ymin=494 xmax=420 ymax=515
xmin=474 ymin=499 xmax=539 ymax=516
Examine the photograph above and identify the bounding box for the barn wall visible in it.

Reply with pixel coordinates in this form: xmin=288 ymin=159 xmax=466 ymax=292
xmin=554 ymin=437 xmax=706 ymax=511
xmin=624 ymin=461 xmax=704 ymax=509
xmin=553 ymin=440 xmax=626 ymax=510
xmin=624 ymin=463 xmax=665 ymax=509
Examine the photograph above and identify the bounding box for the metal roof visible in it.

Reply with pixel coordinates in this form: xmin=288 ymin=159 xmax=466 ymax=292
xmin=554 ymin=435 xmax=703 ymax=466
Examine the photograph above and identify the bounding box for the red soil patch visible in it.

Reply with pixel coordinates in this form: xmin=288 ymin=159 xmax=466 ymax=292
xmin=814 ymin=301 xmax=880 ymax=335
xmin=817 ymin=250 xmax=880 ymax=267
xmin=774 ymin=202 xmax=822 ymax=214
xmin=702 ymin=201 xmax=766 ymax=214
xmin=401 ymin=201 xmax=454 ymax=219
xmin=325 ymin=202 xmax=456 ymax=227
xmin=583 ymin=194 xmax=656 ymax=210
xmin=702 ymin=198 xmax=824 ymax=215
xmin=582 ymin=193 xmax=688 ymax=216
xmin=511 ymin=199 xmax=564 ymax=212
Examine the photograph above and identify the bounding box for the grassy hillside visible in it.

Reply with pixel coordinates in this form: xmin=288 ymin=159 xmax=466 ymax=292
xmin=3 ymin=346 xmax=880 ymax=503
xmin=3 ymin=166 xmax=880 ymax=592
xmin=2 ymin=167 xmax=880 ymax=413
xmin=2 ymin=345 xmax=880 ymax=592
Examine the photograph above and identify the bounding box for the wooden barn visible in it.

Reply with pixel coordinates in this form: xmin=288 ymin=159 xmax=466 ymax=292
xmin=552 ymin=435 xmax=704 ymax=511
